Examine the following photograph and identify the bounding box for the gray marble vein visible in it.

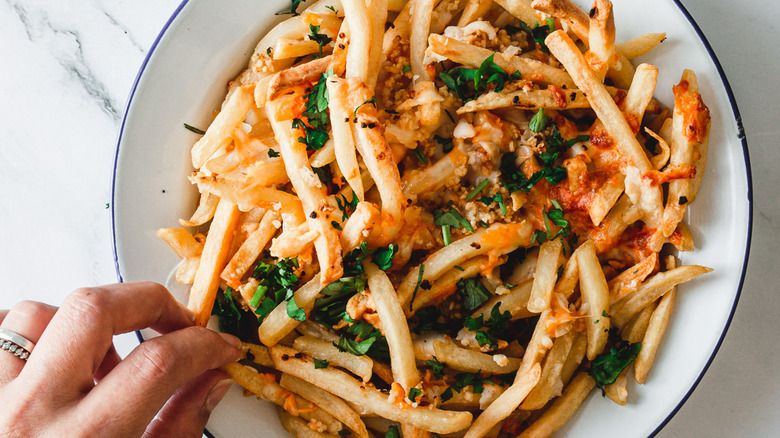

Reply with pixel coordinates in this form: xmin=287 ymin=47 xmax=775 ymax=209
xmin=9 ymin=1 xmax=121 ymax=121
xmin=100 ymin=10 xmax=145 ymax=53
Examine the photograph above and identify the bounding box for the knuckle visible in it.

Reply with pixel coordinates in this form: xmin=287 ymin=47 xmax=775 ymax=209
xmin=9 ymin=300 xmax=50 ymax=319
xmin=133 ymin=339 xmax=179 ymax=381
xmin=64 ymin=288 xmax=111 ymax=318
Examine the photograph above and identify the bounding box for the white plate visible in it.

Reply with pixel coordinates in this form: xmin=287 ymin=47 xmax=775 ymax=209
xmin=111 ymin=1 xmax=752 ymax=436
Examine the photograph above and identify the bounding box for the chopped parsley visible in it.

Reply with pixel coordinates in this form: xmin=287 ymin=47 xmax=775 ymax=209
xmin=331 ymin=220 xmax=343 ymax=230
xmin=456 ymin=278 xmax=490 ymax=313
xmin=499 ymin=125 xmax=589 ymax=193
xmin=462 ymin=303 xmax=512 ymax=349
xmin=354 ymin=96 xmax=377 ymax=116
xmin=427 ymin=357 xmax=446 ymax=377
xmin=183 ymin=123 xmax=206 ymax=135
xmin=529 ymin=108 xmax=549 ymax=133
xmin=211 ymin=287 xmax=243 ymax=337
xmin=294 ymin=70 xmax=335 ymax=151
xmin=411 ymin=306 xmax=461 ymax=336
xmin=372 ymin=244 xmax=397 ymax=270
xmin=335 ymin=190 xmax=358 ymax=221
xmin=509 ymin=18 xmax=556 ymax=54
xmin=314 ymin=359 xmax=330 ymax=369
xmin=441 ymin=372 xmax=496 ymax=401
xmin=533 ymin=200 xmax=571 ymax=245
xmin=411 ymin=147 xmax=428 ymax=164
xmin=276 ymin=0 xmax=304 ymax=16
xmin=313 ymin=244 xmax=369 ymax=326
xmin=385 ymin=426 xmax=401 ymax=438
xmin=249 ymin=258 xmax=302 ymax=323
xmin=439 ymin=54 xmax=521 ymax=102
xmin=267 ymin=149 xmax=280 ymax=158
xmin=435 ymin=135 xmax=454 ymax=153
xmin=588 ymin=332 xmax=642 ymax=392
xmin=325 ymin=5 xmax=338 ymax=13
xmin=308 ymin=24 xmax=332 ymax=58
xmin=335 ymin=320 xmax=389 ymax=360
xmin=466 ymin=179 xmax=491 ymax=201
xmin=409 ymin=264 xmax=425 ymax=311
xmin=402 ymin=65 xmax=412 ymax=73
xmin=433 ymin=201 xmax=474 ymax=246
xmin=478 ymin=193 xmax=507 ymax=216
xmin=408 ymin=388 xmax=422 ymax=402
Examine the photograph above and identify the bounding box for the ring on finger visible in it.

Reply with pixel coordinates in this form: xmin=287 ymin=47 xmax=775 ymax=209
xmin=0 ymin=328 xmax=35 ymax=361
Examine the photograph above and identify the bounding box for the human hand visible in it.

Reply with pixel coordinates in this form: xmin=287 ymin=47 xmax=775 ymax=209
xmin=0 ymin=282 xmax=242 ymax=437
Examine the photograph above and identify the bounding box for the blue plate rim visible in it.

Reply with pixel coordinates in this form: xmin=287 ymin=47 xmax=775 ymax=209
xmin=108 ymin=1 xmax=754 ymax=437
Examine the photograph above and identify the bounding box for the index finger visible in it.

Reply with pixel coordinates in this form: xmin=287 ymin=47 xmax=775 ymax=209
xmin=21 ymin=282 xmax=195 ymax=393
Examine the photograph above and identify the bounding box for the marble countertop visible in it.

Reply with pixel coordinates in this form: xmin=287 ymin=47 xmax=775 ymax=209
xmin=0 ymin=1 xmax=775 ymax=436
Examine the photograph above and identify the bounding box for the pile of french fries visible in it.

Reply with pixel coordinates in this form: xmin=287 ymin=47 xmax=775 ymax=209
xmin=157 ymin=0 xmax=713 ymax=436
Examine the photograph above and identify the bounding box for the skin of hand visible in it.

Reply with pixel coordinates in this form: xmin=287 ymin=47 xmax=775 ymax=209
xmin=0 ymin=282 xmax=242 ymax=438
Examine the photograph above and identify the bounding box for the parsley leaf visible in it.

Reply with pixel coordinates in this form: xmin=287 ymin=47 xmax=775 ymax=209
xmin=276 ymin=0 xmax=304 ymax=16
xmin=435 ymin=135 xmax=454 ymax=153
xmin=588 ymin=336 xmax=642 ymax=391
xmin=354 ymin=96 xmax=377 ymax=116
xmin=211 ymin=287 xmax=243 ymax=337
xmin=433 ymin=201 xmax=474 ymax=246
xmin=427 ymin=357 xmax=445 ymax=377
xmin=408 ymin=388 xmax=422 ymax=402
xmin=475 ymin=54 xmax=521 ymax=93
xmin=372 ymin=244 xmax=397 ymax=270
xmin=467 ymin=179 xmax=491 ymax=201
xmin=308 ymin=24 xmax=332 ymax=58
xmin=439 ymin=54 xmax=521 ymax=102
xmin=314 ymin=359 xmax=330 ymax=369
xmin=528 ymin=108 xmax=549 ymax=133
xmin=409 ymin=264 xmax=425 ymax=311
xmin=411 ymin=147 xmax=428 ymax=164
xmin=295 ymin=70 xmax=335 ymax=151
xmin=335 ymin=320 xmax=389 ymax=360
xmin=325 ymin=5 xmax=338 ymax=13
xmin=385 ymin=426 xmax=400 ymax=438
xmin=335 ymin=190 xmax=358 ymax=221
xmin=456 ymin=278 xmax=490 ymax=313
xmin=477 ymin=193 xmax=507 ymax=216
xmin=183 ymin=123 xmax=205 ymax=135
xmin=313 ymin=244 xmax=369 ymax=326
xmin=249 ymin=258 xmax=301 ymax=323
xmin=267 ymin=149 xmax=280 ymax=158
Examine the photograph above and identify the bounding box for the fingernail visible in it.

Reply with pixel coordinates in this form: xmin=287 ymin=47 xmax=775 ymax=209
xmin=218 ymin=332 xmax=242 ymax=350
xmin=205 ymin=378 xmax=233 ymax=412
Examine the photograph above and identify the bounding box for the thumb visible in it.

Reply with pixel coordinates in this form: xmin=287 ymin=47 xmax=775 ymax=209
xmin=142 ymin=369 xmax=233 ymax=438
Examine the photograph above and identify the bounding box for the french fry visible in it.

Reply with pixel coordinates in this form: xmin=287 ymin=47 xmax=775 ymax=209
xmin=266 ymin=98 xmax=343 ymax=284
xmin=518 ymin=310 xmax=552 ymax=375
xmin=493 ymin=0 xmax=540 ymax=27
xmin=382 ymin=0 xmax=413 ymax=55
xmin=428 ymin=35 xmax=575 ymax=88
xmin=608 ymin=253 xmax=657 ymax=301
xmin=340 ymin=201 xmax=381 ymax=251
xmin=587 ymin=0 xmax=617 ymax=78
xmin=224 ymin=362 xmax=341 ymax=433
xmin=410 ymin=0 xmax=435 ymax=81
xmin=191 ymin=84 xmax=254 ymax=168
xmin=365 ymin=262 xmax=420 ymax=391
xmin=175 ymin=257 xmax=200 ymax=284
xmin=545 ymin=30 xmax=664 ymax=227
xmin=575 ymin=240 xmax=610 ymax=360
xmin=663 ymin=70 xmax=711 ymax=236
xmin=221 ymin=210 xmax=280 ymax=288
xmin=528 ymin=239 xmax=563 ymax=313
xmin=559 ymin=332 xmax=587 ymax=386
xmin=463 ymin=363 xmax=541 ymax=438
xmin=552 ymin=253 xmax=579 ymax=300
xmin=623 ymin=63 xmax=659 ymax=129
xmin=588 ymin=174 xmax=625 ymax=226
xmin=309 ymin=139 xmax=336 ymax=168
xmin=270 ymin=345 xmax=473 ymax=434
xmin=348 ymin=78 xmax=407 ymax=246
xmin=242 ymin=341 xmax=274 ymax=367
xmin=280 ymin=374 xmax=370 ymax=438
xmin=457 ymin=0 xmax=493 ymax=26
xmin=257 ymin=276 xmax=325 ymax=346
xmin=621 ymin=301 xmax=657 ymax=344
xmin=611 ymin=264 xmax=711 ymax=329
xmin=521 ymin=330 xmax=575 ymax=409
xmin=531 ymin=0 xmax=589 ymax=44
xmin=366 ymin=0 xmax=388 ymax=89
xmin=327 ymin=77 xmax=365 ymax=199
xmin=646 ymin=126 xmax=672 ymax=170
xmin=188 ymin=199 xmax=241 ymax=326
xmin=617 ymin=33 xmax=667 ymax=59
xmin=273 ymin=38 xmax=326 ymax=60
xmin=179 ymin=191 xmax=219 ymax=227
xmin=433 ymin=340 xmax=522 ymax=374
xmin=276 ymin=408 xmax=340 ymax=438
xmin=296 ymin=319 xmax=340 ymax=343
xmin=457 ymin=88 xmax=592 ymax=114
xmin=156 ymin=228 xmax=203 ymax=259
xmin=398 ymin=222 xmax=534 ymax=308
xmin=402 ymin=148 xmax=468 ymax=198
xmin=293 ymin=335 xmax=374 ymax=382
xmin=517 ymin=372 xmax=596 ymax=438
xmin=342 ymin=0 xmax=371 ymax=81
xmin=635 ymin=256 xmax=678 ymax=383
xmin=431 ymin=0 xmax=468 ymax=33
xmin=604 ymin=368 xmax=628 ymax=406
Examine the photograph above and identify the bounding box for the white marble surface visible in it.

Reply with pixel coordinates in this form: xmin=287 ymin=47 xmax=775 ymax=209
xmin=0 ymin=0 xmax=774 ymax=436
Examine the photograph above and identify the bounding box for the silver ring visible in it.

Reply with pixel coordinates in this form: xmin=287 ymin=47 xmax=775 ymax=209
xmin=0 ymin=328 xmax=35 ymax=361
